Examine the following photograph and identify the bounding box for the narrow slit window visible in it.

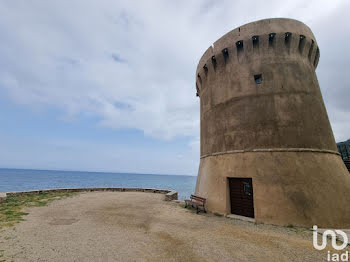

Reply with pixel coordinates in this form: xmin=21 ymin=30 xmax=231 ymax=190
xmin=222 ymin=48 xmax=229 ymax=61
xmin=203 ymin=64 xmax=208 ymax=74
xmin=254 ymin=74 xmax=262 ymax=84
xmin=314 ymin=47 xmax=320 ymax=67
xmin=298 ymin=35 xmax=306 ymax=54
xmin=252 ymin=36 xmax=259 ymax=48
xmin=236 ymin=40 xmax=244 ymax=52
xmin=269 ymin=33 xmax=276 ymax=47
xmin=211 ymin=56 xmax=217 ymax=68
xmin=197 ymin=74 xmax=202 ymax=84
xmin=285 ymin=32 xmax=292 ymax=47
xmin=308 ymin=40 xmax=314 ymax=60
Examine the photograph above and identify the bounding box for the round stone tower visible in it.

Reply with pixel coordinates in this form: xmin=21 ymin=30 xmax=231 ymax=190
xmin=195 ymin=18 xmax=350 ymax=228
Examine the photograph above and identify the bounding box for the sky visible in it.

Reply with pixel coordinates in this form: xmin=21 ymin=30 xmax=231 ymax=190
xmin=0 ymin=0 xmax=349 ymax=175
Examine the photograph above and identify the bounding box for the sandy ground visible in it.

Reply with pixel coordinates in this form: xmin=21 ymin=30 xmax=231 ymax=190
xmin=0 ymin=192 xmax=347 ymax=262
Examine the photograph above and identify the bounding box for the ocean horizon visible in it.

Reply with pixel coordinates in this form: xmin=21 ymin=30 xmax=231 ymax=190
xmin=0 ymin=168 xmax=197 ymax=200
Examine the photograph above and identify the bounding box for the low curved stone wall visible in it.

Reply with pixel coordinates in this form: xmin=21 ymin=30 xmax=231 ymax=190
xmin=0 ymin=187 xmax=178 ymax=202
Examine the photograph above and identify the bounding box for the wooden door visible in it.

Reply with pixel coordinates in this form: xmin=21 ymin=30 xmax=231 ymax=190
xmin=229 ymin=178 xmax=254 ymax=218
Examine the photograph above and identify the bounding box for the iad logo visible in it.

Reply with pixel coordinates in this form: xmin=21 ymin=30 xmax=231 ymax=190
xmin=313 ymin=225 xmax=349 ymax=261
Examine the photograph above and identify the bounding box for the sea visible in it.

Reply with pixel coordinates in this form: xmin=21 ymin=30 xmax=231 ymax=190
xmin=0 ymin=168 xmax=197 ymax=200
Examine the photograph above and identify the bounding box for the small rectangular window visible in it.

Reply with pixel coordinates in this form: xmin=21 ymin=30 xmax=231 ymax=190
xmin=243 ymin=182 xmax=252 ymax=196
xmin=254 ymin=74 xmax=262 ymax=84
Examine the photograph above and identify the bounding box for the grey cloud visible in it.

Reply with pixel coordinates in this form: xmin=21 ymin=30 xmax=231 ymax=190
xmin=111 ymin=54 xmax=127 ymax=63
xmin=0 ymin=0 xmax=348 ymax=143
xmin=309 ymin=1 xmax=350 ymax=141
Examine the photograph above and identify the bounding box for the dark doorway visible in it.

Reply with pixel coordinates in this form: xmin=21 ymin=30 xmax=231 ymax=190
xmin=229 ymin=178 xmax=255 ymax=218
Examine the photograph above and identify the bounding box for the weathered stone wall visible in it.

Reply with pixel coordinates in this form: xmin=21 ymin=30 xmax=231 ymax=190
xmin=195 ymin=18 xmax=350 ymax=228
xmin=196 ymin=18 xmax=335 ymax=156
xmin=1 ymin=188 xmax=178 ymax=202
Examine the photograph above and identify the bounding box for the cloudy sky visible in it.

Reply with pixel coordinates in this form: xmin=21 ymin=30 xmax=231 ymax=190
xmin=0 ymin=0 xmax=349 ymax=175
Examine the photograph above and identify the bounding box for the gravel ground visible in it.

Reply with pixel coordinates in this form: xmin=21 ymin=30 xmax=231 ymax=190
xmin=0 ymin=191 xmax=347 ymax=262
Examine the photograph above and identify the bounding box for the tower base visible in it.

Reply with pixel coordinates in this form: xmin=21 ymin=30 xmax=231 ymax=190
xmin=195 ymin=151 xmax=350 ymax=228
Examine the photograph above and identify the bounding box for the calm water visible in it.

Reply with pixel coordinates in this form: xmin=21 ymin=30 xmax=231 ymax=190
xmin=0 ymin=168 xmax=197 ymax=200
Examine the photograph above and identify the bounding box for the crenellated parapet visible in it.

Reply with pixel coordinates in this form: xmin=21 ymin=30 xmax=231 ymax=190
xmin=195 ymin=18 xmax=320 ymax=97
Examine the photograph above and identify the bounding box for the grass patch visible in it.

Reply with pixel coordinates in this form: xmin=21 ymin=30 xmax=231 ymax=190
xmin=179 ymin=203 xmax=186 ymax=208
xmin=214 ymin=212 xmax=223 ymax=217
xmin=179 ymin=202 xmax=196 ymax=212
xmin=0 ymin=249 xmax=9 ymax=262
xmin=0 ymin=192 xmax=77 ymax=229
xmin=179 ymin=202 xmax=208 ymax=214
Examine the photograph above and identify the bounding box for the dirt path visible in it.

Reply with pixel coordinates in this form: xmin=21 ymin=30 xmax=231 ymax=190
xmin=0 ymin=192 xmax=345 ymax=261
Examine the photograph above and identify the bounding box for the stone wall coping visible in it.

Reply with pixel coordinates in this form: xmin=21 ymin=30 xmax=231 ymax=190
xmin=0 ymin=187 xmax=178 ymax=202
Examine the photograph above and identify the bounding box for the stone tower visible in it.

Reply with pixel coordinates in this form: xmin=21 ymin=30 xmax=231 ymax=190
xmin=195 ymin=18 xmax=350 ymax=228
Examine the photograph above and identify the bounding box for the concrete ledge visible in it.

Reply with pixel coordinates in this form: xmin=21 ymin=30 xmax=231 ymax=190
xmin=172 ymin=200 xmax=185 ymax=204
xmin=165 ymin=190 xmax=178 ymax=201
xmin=0 ymin=192 xmax=6 ymax=203
xmin=227 ymin=214 xmax=256 ymax=223
xmin=1 ymin=187 xmax=178 ymax=201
